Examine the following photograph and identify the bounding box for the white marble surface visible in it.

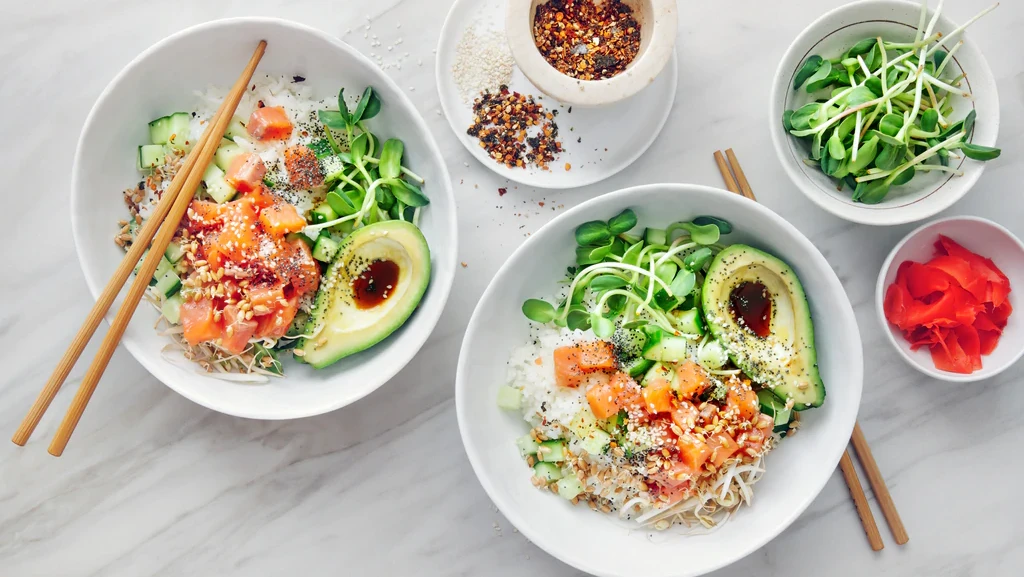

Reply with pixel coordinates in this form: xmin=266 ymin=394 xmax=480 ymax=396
xmin=2 ymin=0 xmax=1023 ymax=575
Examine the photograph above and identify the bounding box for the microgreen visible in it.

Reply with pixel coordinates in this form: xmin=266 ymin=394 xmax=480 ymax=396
xmin=303 ymin=86 xmax=429 ymax=238
xmin=784 ymin=1 xmax=1000 ymax=203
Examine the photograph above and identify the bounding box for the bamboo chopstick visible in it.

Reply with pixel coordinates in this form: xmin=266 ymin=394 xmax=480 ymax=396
xmin=838 ymin=451 xmax=885 ymax=551
xmin=12 ymin=40 xmax=267 ymax=455
xmin=851 ymin=422 xmax=909 ymax=544
xmin=713 ymin=148 xmax=907 ymax=549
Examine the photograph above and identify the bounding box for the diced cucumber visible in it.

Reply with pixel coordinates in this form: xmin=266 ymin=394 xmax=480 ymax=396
xmin=533 ymin=462 xmax=563 ymax=483
xmin=153 ymin=269 xmax=181 ymax=298
xmin=622 ymin=356 xmax=654 ymax=379
xmin=568 ymin=409 xmax=599 ymax=439
xmin=516 ymin=434 xmax=540 ymax=458
xmin=165 ymin=242 xmax=186 ymax=264
xmin=642 ymin=333 xmax=690 ymax=362
xmin=537 ymin=439 xmax=566 ymax=462
xmin=757 ymin=389 xmax=792 ymax=432
xmin=214 ymin=141 xmax=244 ymax=172
xmin=310 ymin=203 xmax=340 ymax=225
xmin=644 ymin=227 xmax=668 ymax=246
xmin=312 ymin=234 xmax=342 ymax=263
xmin=224 ymin=115 xmax=248 ymax=140
xmin=672 ymin=308 xmax=706 ymax=336
xmin=496 ymin=385 xmax=522 ymax=411
xmin=641 ymin=362 xmax=675 ymax=387
xmin=579 ymin=429 xmax=611 ymax=455
xmin=148 ymin=115 xmax=172 ymax=144
xmin=138 ymin=144 xmax=166 ymax=170
xmin=161 ymin=292 xmax=183 ymax=324
xmin=165 ymin=112 xmax=192 ymax=150
xmin=286 ymin=231 xmax=316 ymax=249
xmin=154 ymin=255 xmax=173 ymax=279
xmin=320 ymin=154 xmax=346 ymax=178
xmin=556 ymin=476 xmax=584 ymax=500
xmin=202 ymin=163 xmax=236 ymax=204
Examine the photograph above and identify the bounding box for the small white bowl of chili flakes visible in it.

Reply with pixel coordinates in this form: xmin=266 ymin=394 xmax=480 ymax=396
xmin=505 ymin=0 xmax=678 ymax=107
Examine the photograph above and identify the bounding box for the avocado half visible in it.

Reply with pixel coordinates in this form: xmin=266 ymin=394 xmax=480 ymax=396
xmin=296 ymin=220 xmax=431 ymax=368
xmin=701 ymin=244 xmax=825 ymax=409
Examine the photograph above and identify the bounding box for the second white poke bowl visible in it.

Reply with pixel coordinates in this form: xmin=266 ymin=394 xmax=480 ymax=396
xmin=70 ymin=18 xmax=457 ymax=420
xmin=456 ymin=184 xmax=862 ymax=577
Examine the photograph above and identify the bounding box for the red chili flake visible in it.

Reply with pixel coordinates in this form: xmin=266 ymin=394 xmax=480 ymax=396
xmin=498 ymin=187 xmax=508 ymax=196
xmin=533 ymin=0 xmax=641 ymax=81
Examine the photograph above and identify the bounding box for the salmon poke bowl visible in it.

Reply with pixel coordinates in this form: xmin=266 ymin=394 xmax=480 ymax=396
xmin=71 ymin=19 xmax=457 ymax=419
xmin=456 ymin=184 xmax=862 ymax=577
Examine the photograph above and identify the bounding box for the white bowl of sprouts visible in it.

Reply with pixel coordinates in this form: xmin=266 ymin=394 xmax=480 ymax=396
xmin=770 ymin=0 xmax=1000 ymax=226
xmin=456 ymin=184 xmax=862 ymax=577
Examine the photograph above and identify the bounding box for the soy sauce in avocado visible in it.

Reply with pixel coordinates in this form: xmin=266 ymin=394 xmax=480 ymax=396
xmin=729 ymin=281 xmax=772 ymax=338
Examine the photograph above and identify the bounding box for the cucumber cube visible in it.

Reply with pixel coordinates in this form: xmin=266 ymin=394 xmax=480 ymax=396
xmin=165 ymin=242 xmax=186 ymax=264
xmin=162 ymin=293 xmax=183 ymax=324
xmin=224 ymin=115 xmax=248 ymax=140
xmin=533 ymin=462 xmax=563 ymax=483
xmin=138 ymin=144 xmax=166 ymax=170
xmin=312 ymin=234 xmax=342 ymax=263
xmin=557 ymin=476 xmax=584 ymax=500
xmin=568 ymin=408 xmax=599 ymax=439
xmin=537 ymin=440 xmax=566 ymax=463
xmin=496 ymin=385 xmax=522 ymax=411
xmin=579 ymin=429 xmax=612 ymax=455
xmin=214 ymin=142 xmax=244 ymax=172
xmin=515 ymin=434 xmax=540 ymax=458
xmin=203 ymin=163 xmax=236 ymax=204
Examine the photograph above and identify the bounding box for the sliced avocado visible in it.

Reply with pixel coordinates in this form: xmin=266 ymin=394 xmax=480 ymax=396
xmin=701 ymin=244 xmax=825 ymax=409
xmin=295 ymin=220 xmax=430 ymax=368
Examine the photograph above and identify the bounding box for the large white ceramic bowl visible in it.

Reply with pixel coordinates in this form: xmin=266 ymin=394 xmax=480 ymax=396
xmin=876 ymin=216 xmax=1024 ymax=382
xmin=770 ymin=0 xmax=999 ymax=226
xmin=456 ymin=184 xmax=863 ymax=577
xmin=71 ymin=18 xmax=457 ymax=419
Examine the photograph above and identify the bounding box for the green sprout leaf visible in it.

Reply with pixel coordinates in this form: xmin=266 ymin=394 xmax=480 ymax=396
xmin=793 ymin=55 xmax=824 ymax=90
xmin=566 ymin=307 xmax=592 ymax=331
xmin=335 ymin=88 xmax=352 ymax=126
xmin=353 ymin=87 xmax=381 ymax=122
xmin=681 ymin=222 xmax=721 ymax=245
xmin=318 ymin=110 xmax=349 ymax=131
xmin=608 ymin=209 xmax=638 ymax=235
xmin=958 ymin=142 xmax=1001 ymax=161
xmin=683 ymin=248 xmax=713 ymax=271
xmin=523 ymin=299 xmax=557 ymax=323
xmin=669 ymin=269 xmax=696 ymax=297
xmin=379 ymin=138 xmax=404 ymax=180
xmin=692 ymin=215 xmax=733 ymax=234
xmin=388 ymin=179 xmax=430 ymax=207
xmin=590 ymin=313 xmax=615 ymax=338
xmin=846 ymin=37 xmax=877 ymax=57
xmin=805 ymin=60 xmax=834 ymax=92
xmin=590 ymin=275 xmax=629 ymax=292
xmin=575 ymin=221 xmax=612 ymax=246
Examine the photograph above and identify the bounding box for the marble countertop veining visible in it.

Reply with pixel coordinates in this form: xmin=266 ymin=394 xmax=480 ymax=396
xmin=2 ymin=0 xmax=1024 ymax=575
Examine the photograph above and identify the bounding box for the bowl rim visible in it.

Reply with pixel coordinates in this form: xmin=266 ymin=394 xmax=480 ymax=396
xmin=70 ymin=16 xmax=458 ymax=419
xmin=768 ymin=0 xmax=1000 ymax=227
xmin=504 ymin=0 xmax=678 ymax=106
xmin=874 ymin=215 xmax=1024 ymax=383
xmin=456 ymin=182 xmax=863 ymax=577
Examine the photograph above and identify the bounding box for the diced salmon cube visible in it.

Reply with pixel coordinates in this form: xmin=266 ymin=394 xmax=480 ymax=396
xmin=180 ymin=298 xmax=221 ymax=345
xmin=225 ymin=152 xmax=267 ymax=193
xmin=247 ymin=283 xmax=286 ymax=315
xmin=642 ymin=378 xmax=674 ymax=414
xmin=553 ymin=346 xmax=585 ymax=388
xmin=707 ymin=432 xmax=740 ymax=467
xmin=577 ymin=341 xmax=617 ymax=371
xmin=246 ymin=106 xmax=293 ymax=141
xmin=221 ymin=304 xmax=258 ymax=354
xmin=259 ymin=203 xmax=307 ymax=237
xmin=255 ymin=294 xmax=299 ymax=339
xmin=676 ymin=433 xmax=712 ymax=471
xmin=284 ymin=145 xmax=324 ymax=189
xmin=673 ymin=361 xmax=710 ymax=400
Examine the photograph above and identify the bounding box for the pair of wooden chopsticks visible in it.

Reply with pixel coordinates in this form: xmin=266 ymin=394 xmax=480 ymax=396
xmin=713 ymin=149 xmax=909 ymax=550
xmin=10 ymin=41 xmax=268 ymax=456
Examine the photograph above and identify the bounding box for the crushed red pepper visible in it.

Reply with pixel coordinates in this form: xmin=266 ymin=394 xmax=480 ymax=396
xmin=466 ymin=85 xmax=563 ymax=170
xmin=533 ymin=0 xmax=641 ymax=81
